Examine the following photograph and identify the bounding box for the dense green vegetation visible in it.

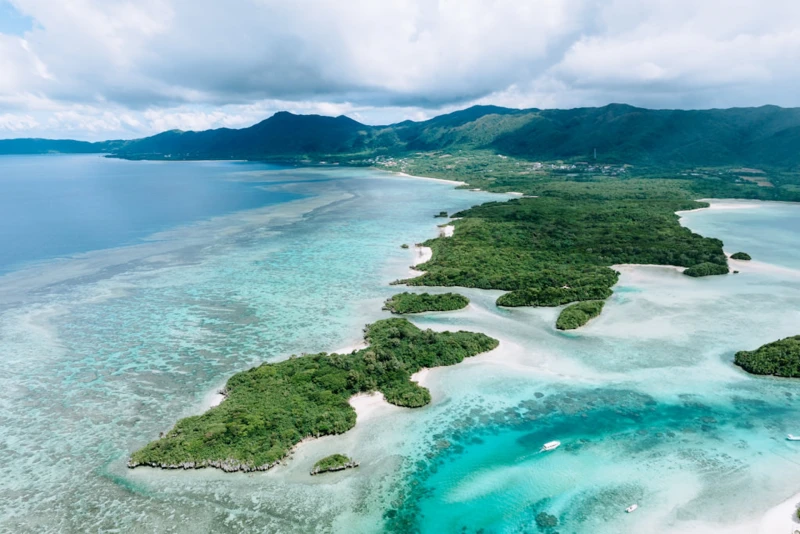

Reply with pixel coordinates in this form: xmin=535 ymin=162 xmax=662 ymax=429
xmin=383 ymin=292 xmax=469 ymax=314
xmin=399 ymin=192 xmax=727 ymax=315
xmin=734 ymin=336 xmax=800 ymax=377
xmin=129 ymin=319 xmax=497 ymax=471
xmin=556 ymin=300 xmax=606 ymax=330
xmin=310 ymin=454 xmax=357 ymax=475
xmin=731 ymin=252 xmax=752 ymax=260
xmin=683 ymin=262 xmax=729 ymax=277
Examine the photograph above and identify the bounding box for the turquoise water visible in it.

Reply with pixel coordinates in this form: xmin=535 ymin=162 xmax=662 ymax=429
xmin=1 ymin=161 xmax=799 ymax=534
xmin=381 ymin=200 xmax=800 ymax=534
xmin=0 ymin=157 xmax=503 ymax=532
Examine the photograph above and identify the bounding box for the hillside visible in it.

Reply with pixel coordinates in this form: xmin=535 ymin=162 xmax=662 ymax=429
xmin=3 ymin=104 xmax=800 ymax=168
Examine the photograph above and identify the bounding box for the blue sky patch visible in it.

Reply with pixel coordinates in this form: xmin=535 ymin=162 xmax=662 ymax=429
xmin=0 ymin=1 xmax=33 ymax=36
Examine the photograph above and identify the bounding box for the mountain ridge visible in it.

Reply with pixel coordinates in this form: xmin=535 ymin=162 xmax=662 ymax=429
xmin=3 ymin=103 xmax=800 ymax=168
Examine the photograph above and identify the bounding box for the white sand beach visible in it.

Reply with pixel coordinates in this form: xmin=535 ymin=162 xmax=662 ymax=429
xmin=199 ymin=385 xmax=227 ymax=410
xmin=439 ymin=225 xmax=455 ymax=237
xmin=410 ymin=368 xmax=430 ymax=387
xmin=392 ymin=171 xmax=467 ymax=186
xmin=758 ymin=491 xmax=800 ymax=534
xmin=348 ymin=392 xmax=393 ymax=422
xmin=613 ymin=263 xmax=686 ymax=273
xmin=333 ymin=341 xmax=368 ymax=354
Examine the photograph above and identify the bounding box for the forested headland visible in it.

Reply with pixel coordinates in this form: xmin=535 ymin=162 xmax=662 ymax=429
xmin=735 ymin=336 xmax=800 ymax=378
xmin=129 ymin=319 xmax=497 ymax=472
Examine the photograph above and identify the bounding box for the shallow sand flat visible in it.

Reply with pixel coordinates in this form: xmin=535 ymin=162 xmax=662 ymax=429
xmin=389 ymin=209 xmax=800 ymax=532
xmin=759 ymin=490 xmax=800 ymax=534
xmin=349 ymin=392 xmax=394 ymax=422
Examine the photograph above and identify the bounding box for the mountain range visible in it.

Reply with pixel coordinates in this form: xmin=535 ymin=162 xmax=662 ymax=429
xmin=3 ymin=104 xmax=800 ymax=168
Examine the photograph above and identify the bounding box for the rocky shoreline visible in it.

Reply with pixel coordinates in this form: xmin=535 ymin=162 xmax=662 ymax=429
xmin=126 ymin=457 xmax=282 ymax=472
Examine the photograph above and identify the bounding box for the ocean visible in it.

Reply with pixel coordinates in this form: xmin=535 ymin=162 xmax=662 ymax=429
xmin=1 ymin=156 xmax=799 ymax=533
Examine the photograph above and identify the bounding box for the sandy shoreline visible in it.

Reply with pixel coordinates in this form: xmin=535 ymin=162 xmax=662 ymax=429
xmin=613 ymin=263 xmax=686 ymax=273
xmin=410 ymin=368 xmax=430 ymax=387
xmin=758 ymin=490 xmax=800 ymax=533
xmin=333 ymin=340 xmax=368 ymax=354
xmin=348 ymin=392 xmax=392 ymax=422
xmin=391 ymin=171 xmax=467 ymax=186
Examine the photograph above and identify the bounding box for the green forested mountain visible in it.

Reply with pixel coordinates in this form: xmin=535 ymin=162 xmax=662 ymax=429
xmin=4 ymin=104 xmax=800 ymax=168
xmin=112 ymin=112 xmax=372 ymax=159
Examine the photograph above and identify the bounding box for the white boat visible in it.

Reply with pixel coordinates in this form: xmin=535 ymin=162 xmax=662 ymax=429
xmin=787 ymin=434 xmax=800 ymax=441
xmin=626 ymin=504 xmax=638 ymax=513
xmin=540 ymin=440 xmax=561 ymax=452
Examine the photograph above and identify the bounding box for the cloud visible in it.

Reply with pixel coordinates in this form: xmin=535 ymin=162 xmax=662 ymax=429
xmin=0 ymin=0 xmax=799 ymax=139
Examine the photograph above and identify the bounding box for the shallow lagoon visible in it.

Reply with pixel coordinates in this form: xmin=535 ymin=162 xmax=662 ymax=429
xmin=385 ymin=200 xmax=800 ymax=534
xmin=0 ymin=157 xmax=503 ymax=532
xmin=1 ymin=159 xmax=799 ymax=534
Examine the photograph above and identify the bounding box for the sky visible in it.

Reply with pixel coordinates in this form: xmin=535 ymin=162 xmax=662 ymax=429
xmin=1 ymin=0 xmax=799 ymax=140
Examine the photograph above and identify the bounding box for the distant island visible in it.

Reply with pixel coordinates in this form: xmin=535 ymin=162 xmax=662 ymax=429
xmin=731 ymin=252 xmax=752 ymax=260
xmin=734 ymin=336 xmax=800 ymax=377
xmin=128 ymin=319 xmax=497 ymax=472
xmin=383 ymin=292 xmax=469 ymax=314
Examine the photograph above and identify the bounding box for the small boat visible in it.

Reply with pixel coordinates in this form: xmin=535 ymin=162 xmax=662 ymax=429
xmin=787 ymin=434 xmax=800 ymax=441
xmin=626 ymin=504 xmax=638 ymax=513
xmin=540 ymin=440 xmax=561 ymax=452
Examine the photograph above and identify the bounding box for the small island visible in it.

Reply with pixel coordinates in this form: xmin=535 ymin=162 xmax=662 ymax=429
xmin=128 ymin=318 xmax=497 ymax=472
xmin=556 ymin=300 xmax=605 ymax=330
xmin=734 ymin=335 xmax=800 ymax=377
xmin=730 ymin=251 xmax=752 ymax=260
xmin=383 ymin=292 xmax=469 ymax=314
xmin=310 ymin=454 xmax=359 ymax=475
xmin=683 ymin=262 xmax=729 ymax=277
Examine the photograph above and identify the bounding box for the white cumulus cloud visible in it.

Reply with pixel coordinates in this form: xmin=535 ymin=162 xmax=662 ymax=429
xmin=0 ymin=0 xmax=798 ymax=139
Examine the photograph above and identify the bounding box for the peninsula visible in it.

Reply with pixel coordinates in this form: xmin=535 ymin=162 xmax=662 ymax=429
xmin=128 ymin=318 xmax=497 ymax=471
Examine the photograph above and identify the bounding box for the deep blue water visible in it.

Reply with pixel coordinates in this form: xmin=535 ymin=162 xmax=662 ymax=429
xmin=0 ymin=155 xmax=302 ymax=273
